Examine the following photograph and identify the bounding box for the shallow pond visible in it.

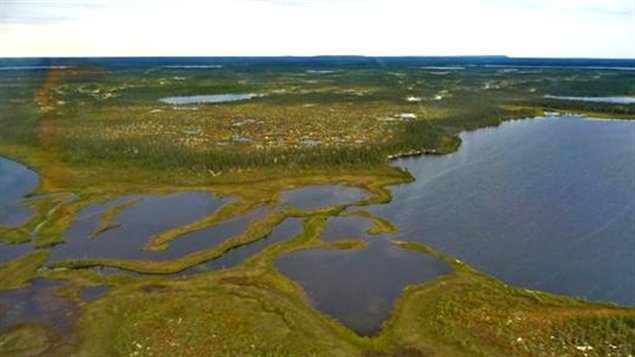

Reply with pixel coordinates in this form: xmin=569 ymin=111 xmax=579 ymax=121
xmin=80 ymin=285 xmax=111 ymax=301
xmin=276 ymin=240 xmax=451 ymax=336
xmin=180 ymin=218 xmax=303 ymax=275
xmin=281 ymin=185 xmax=370 ymax=210
xmin=159 ymin=93 xmax=259 ymax=105
xmin=0 ymin=157 xmax=39 ymax=226
xmin=0 ymin=279 xmax=77 ymax=336
xmin=48 ymin=192 xmax=250 ymax=262
xmin=0 ymin=242 xmax=33 ymax=264
xmin=320 ymin=215 xmax=377 ymax=242
xmin=544 ymin=95 xmax=635 ymax=104
xmin=368 ymin=116 xmax=635 ymax=305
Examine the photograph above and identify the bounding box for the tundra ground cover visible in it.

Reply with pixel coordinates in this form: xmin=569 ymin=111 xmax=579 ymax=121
xmin=1 ymin=59 xmax=633 ymax=356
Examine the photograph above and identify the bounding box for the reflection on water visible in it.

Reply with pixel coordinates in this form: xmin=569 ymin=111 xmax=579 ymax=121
xmin=276 ymin=240 xmax=451 ymax=335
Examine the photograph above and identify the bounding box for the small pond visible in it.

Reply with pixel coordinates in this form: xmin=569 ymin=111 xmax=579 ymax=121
xmin=544 ymin=95 xmax=635 ymax=104
xmin=0 ymin=279 xmax=77 ymax=336
xmin=80 ymin=285 xmax=111 ymax=301
xmin=158 ymin=93 xmax=259 ymax=105
xmin=276 ymin=240 xmax=452 ymax=336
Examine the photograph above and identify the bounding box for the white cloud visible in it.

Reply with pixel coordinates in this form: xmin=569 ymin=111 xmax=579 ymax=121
xmin=0 ymin=0 xmax=633 ymax=57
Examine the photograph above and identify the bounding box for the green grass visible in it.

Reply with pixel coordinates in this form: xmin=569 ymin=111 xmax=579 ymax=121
xmin=384 ymin=241 xmax=635 ymax=356
xmin=1 ymin=64 xmax=632 ymax=181
xmin=0 ymin=250 xmax=49 ymax=290
xmin=91 ymin=198 xmax=142 ymax=239
xmin=385 ymin=269 xmax=634 ymax=357
xmin=0 ymin=324 xmax=51 ymax=357
xmin=344 ymin=210 xmax=399 ymax=235
xmin=0 ymin=193 xmax=75 ymax=245
xmin=145 ymin=197 xmax=271 ymax=251
xmin=62 ymin=275 xmax=363 ymax=357
xmin=49 ymin=208 xmax=292 ymax=274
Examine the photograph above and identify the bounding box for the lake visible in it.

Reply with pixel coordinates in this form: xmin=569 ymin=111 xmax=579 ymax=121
xmin=367 ymin=116 xmax=635 ymax=306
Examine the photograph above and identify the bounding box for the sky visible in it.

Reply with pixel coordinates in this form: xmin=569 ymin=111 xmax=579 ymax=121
xmin=0 ymin=0 xmax=634 ymax=58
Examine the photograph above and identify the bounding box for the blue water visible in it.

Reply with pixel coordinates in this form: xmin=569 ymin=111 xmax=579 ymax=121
xmin=544 ymin=95 xmax=635 ymax=104
xmin=281 ymin=185 xmax=370 ymax=210
xmin=48 ymin=192 xmax=239 ymax=262
xmin=369 ymin=116 xmax=635 ymax=306
xmin=80 ymin=285 xmax=111 ymax=301
xmin=277 ymin=240 xmax=451 ymax=336
xmin=0 ymin=157 xmax=39 ymax=226
xmin=0 ymin=242 xmax=33 ymax=264
xmin=158 ymin=93 xmax=259 ymax=105
xmin=180 ymin=218 xmax=303 ymax=275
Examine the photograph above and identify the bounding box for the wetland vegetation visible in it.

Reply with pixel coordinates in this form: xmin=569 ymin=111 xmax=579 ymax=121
xmin=0 ymin=56 xmax=634 ymax=356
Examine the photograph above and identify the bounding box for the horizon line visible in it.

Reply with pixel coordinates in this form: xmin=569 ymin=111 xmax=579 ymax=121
xmin=1 ymin=55 xmax=634 ymax=60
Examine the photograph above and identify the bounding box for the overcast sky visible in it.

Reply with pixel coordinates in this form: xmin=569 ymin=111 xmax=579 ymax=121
xmin=1 ymin=0 xmax=633 ymax=58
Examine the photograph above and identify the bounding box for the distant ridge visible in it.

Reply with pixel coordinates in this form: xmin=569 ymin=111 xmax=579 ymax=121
xmin=0 ymin=56 xmax=633 ymax=69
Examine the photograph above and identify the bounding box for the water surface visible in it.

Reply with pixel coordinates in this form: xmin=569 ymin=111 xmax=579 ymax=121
xmin=0 ymin=242 xmax=33 ymax=264
xmin=0 ymin=279 xmax=77 ymax=335
xmin=0 ymin=157 xmax=39 ymax=226
xmin=281 ymin=185 xmax=370 ymax=210
xmin=80 ymin=285 xmax=111 ymax=301
xmin=48 ymin=192 xmax=243 ymax=262
xmin=181 ymin=218 xmax=303 ymax=275
xmin=369 ymin=116 xmax=635 ymax=305
xmin=276 ymin=240 xmax=451 ymax=335
xmin=320 ymin=216 xmax=376 ymax=242
xmin=544 ymin=95 xmax=635 ymax=104
xmin=159 ymin=93 xmax=259 ymax=105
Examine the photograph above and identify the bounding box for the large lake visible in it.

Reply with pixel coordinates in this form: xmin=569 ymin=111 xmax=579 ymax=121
xmin=367 ymin=116 xmax=635 ymax=306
